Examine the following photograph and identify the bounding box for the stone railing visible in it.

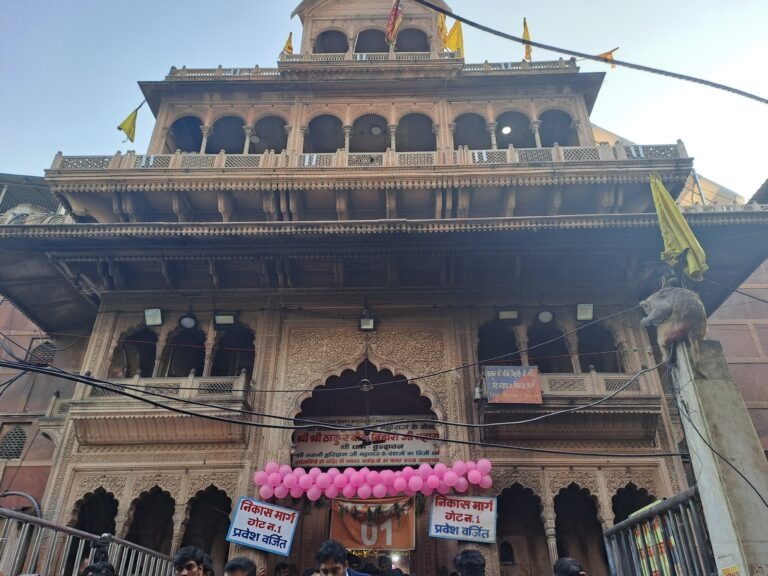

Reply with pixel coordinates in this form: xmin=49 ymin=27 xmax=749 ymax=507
xmin=51 ymin=142 xmax=688 ymax=173
xmin=680 ymin=202 xmax=766 ymax=213
xmin=281 ymin=51 xmax=452 ymax=63
xmin=463 ymin=58 xmax=577 ymax=72
xmin=88 ymin=372 xmax=248 ymax=402
xmin=167 ymin=65 xmax=281 ymax=79
xmin=540 ymin=371 xmax=651 ymax=396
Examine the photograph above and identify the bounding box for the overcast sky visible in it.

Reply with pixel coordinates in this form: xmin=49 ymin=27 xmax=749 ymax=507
xmin=1 ymin=0 xmax=766 ymax=199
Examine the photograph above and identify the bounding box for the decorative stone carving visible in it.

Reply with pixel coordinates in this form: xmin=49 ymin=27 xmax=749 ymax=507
xmin=131 ymin=474 xmax=183 ymax=502
xmin=604 ymin=469 xmax=658 ymax=498
xmin=285 ymin=327 xmax=365 ymax=390
xmin=186 ymin=472 xmax=240 ymax=501
xmin=547 ymin=469 xmax=599 ymax=498
xmin=492 ymin=468 xmax=544 ymax=496
xmin=72 ymin=473 xmax=127 ymax=500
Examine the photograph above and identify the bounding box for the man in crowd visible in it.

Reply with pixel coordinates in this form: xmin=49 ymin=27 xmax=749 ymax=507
xmin=453 ymin=550 xmax=485 ymax=576
xmin=553 ymin=558 xmax=587 ymax=576
xmin=377 ymin=556 xmax=399 ymax=576
xmin=315 ymin=540 xmax=366 ymax=576
xmin=223 ymin=556 xmax=269 ymax=576
xmin=276 ymin=563 xmax=291 ymax=576
xmin=174 ymin=547 xmax=207 ymax=576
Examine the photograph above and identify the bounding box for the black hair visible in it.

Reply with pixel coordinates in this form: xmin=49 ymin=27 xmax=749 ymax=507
xmin=301 ymin=569 xmax=318 ymax=576
xmin=174 ymin=546 xmax=206 ymax=569
xmin=315 ymin=540 xmax=347 ymax=565
xmin=378 ymin=556 xmax=392 ymax=569
xmin=202 ymin=553 xmax=214 ymax=576
xmin=276 ymin=563 xmax=290 ymax=572
xmin=453 ymin=550 xmax=486 ymax=576
xmin=224 ymin=556 xmax=257 ymax=576
xmin=82 ymin=562 xmax=116 ymax=576
xmin=361 ymin=565 xmax=381 ymax=575
xmin=553 ymin=558 xmax=585 ymax=576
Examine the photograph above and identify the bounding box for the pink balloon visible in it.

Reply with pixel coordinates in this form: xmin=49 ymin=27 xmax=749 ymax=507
xmin=293 ymin=467 xmax=307 ymax=477
xmin=455 ymin=477 xmax=469 ymax=493
xmin=422 ymin=485 xmax=435 ymax=496
xmin=333 ymin=474 xmax=348 ymax=489
xmin=477 ymin=459 xmax=492 ymax=475
xmin=325 ymin=486 xmax=340 ymax=499
xmin=327 ymin=468 xmax=340 ymax=478
xmin=465 ymin=461 xmax=477 ymax=471
xmin=366 ymin=471 xmax=380 ymax=486
xmin=452 ymin=461 xmax=467 ymax=476
xmin=307 ymin=486 xmax=322 ymax=501
xmin=443 ymin=471 xmax=458 ymax=487
xmin=279 ymin=464 xmax=293 ymax=476
xmin=264 ymin=462 xmax=279 ymax=474
xmin=437 ymin=481 xmax=451 ymax=495
xmin=342 ymin=484 xmax=357 ymax=498
xmin=467 ymin=470 xmax=482 ymax=485
xmin=309 ymin=467 xmax=322 ymax=478
xmin=350 ymin=472 xmax=365 ymax=488
xmin=299 ymin=475 xmax=314 ymax=490
xmin=393 ymin=477 xmax=407 ymax=492
xmin=387 ymin=484 xmax=399 ymax=496
xmin=283 ymin=474 xmax=298 ymax=488
xmin=433 ymin=463 xmax=447 ymax=477
xmin=316 ymin=473 xmax=331 ymax=489
xmin=380 ymin=470 xmax=395 ymax=485
xmin=290 ymin=486 xmax=304 ymax=499
xmin=408 ymin=476 xmax=424 ymax=492
xmin=274 ymin=485 xmax=289 ymax=499
xmin=426 ymin=475 xmax=441 ymax=489
xmin=418 ymin=464 xmax=433 ymax=478
xmin=343 ymin=467 xmax=356 ymax=476
xmin=479 ymin=475 xmax=493 ymax=489
xmin=253 ymin=471 xmax=268 ymax=486
xmin=268 ymin=473 xmax=282 ymax=487
xmin=259 ymin=485 xmax=274 ymax=499
xmin=402 ymin=466 xmax=415 ymax=479
xmin=372 ymin=484 xmax=388 ymax=498
xmin=358 ymin=484 xmax=372 ymax=499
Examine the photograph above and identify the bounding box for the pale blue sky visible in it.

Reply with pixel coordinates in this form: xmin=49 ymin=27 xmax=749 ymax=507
xmin=1 ymin=0 xmax=766 ymax=197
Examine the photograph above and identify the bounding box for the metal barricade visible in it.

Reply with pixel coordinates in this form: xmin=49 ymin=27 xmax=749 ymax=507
xmin=0 ymin=506 xmax=172 ymax=576
xmin=603 ymin=488 xmax=717 ymax=576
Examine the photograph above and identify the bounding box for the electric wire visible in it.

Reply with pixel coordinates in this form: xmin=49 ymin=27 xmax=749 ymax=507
xmin=410 ymin=0 xmax=768 ymax=105
xmin=701 ymin=277 xmax=768 ymax=306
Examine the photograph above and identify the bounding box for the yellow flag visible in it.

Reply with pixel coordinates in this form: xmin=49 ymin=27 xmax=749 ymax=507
xmin=117 ymin=101 xmax=145 ymax=143
xmin=596 ymin=47 xmax=619 ymax=68
xmin=522 ymin=18 xmax=532 ymax=61
xmin=444 ymin=21 xmax=464 ymax=57
xmin=438 ymin=13 xmax=448 ymax=47
xmin=650 ymin=173 xmax=709 ymax=281
xmin=283 ymin=32 xmax=294 ymax=55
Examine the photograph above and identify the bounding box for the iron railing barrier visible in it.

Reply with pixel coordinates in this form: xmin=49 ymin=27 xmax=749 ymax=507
xmin=603 ymin=487 xmax=717 ymax=576
xmin=0 ymin=506 xmax=172 ymax=576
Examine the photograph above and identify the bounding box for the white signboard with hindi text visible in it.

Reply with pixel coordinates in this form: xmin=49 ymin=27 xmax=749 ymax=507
xmin=429 ymin=495 xmax=497 ymax=544
xmin=226 ymin=497 xmax=299 ymax=557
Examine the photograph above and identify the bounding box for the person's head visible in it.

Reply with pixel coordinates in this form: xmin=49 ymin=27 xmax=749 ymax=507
xmin=348 ymin=555 xmax=362 ymax=570
xmin=361 ymin=565 xmax=380 ymax=575
xmin=553 ymin=558 xmax=586 ymax=576
xmin=378 ymin=556 xmax=392 ymax=571
xmin=453 ymin=550 xmax=485 ymax=576
xmin=301 ymin=569 xmax=319 ymax=576
xmin=315 ymin=540 xmax=348 ymax=576
xmin=276 ymin=563 xmax=290 ymax=576
xmin=174 ymin=546 xmax=206 ymax=576
xmin=82 ymin=563 xmax=116 ymax=576
xmin=224 ymin=557 xmax=257 ymax=576
xmin=202 ymin=553 xmax=214 ymax=576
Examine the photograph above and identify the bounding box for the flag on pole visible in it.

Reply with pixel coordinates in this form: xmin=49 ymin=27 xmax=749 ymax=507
xmin=385 ymin=0 xmax=404 ymax=44
xmin=596 ymin=47 xmax=619 ymax=68
xmin=522 ymin=18 xmax=532 ymax=61
xmin=444 ymin=21 xmax=464 ymax=57
xmin=650 ymin=173 xmax=709 ymax=281
xmin=438 ymin=13 xmax=448 ymax=47
xmin=117 ymin=100 xmax=146 ymax=143
xmin=283 ymin=32 xmax=294 ymax=55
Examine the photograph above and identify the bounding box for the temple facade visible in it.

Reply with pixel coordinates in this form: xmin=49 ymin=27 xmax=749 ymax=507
xmin=1 ymin=1 xmax=767 ymax=575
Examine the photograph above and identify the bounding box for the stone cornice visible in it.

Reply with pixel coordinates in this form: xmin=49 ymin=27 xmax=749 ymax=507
xmin=1 ymin=210 xmax=766 ymax=241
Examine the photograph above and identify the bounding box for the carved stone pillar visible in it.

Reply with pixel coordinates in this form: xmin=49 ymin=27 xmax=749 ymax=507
xmin=530 ymin=120 xmax=542 ymax=148
xmin=449 ymin=123 xmax=457 ymax=154
xmin=200 ymin=126 xmax=211 ymax=154
xmin=488 ymin=122 xmax=498 ymax=149
xmin=243 ymin=126 xmax=253 ymax=154
xmin=389 ymin=124 xmax=398 ymax=151
xmin=541 ymin=504 xmax=559 ymax=567
xmin=343 ymin=125 xmax=351 ymax=152
xmin=152 ymin=343 xmax=165 ymax=378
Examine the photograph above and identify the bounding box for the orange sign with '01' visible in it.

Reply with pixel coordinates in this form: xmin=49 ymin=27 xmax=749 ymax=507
xmin=330 ymin=496 xmax=415 ymax=551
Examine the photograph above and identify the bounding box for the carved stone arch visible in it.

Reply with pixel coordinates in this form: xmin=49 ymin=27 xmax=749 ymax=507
xmin=492 ymin=469 xmax=544 ymax=498
xmin=535 ymin=104 xmax=577 ymax=120
xmin=395 ymin=108 xmax=437 ymax=125
xmin=209 ymin=111 xmax=248 ymax=126
xmin=493 ymin=106 xmax=534 ymax=123
xmin=303 ymin=109 xmax=346 ymax=126
xmin=123 ymin=485 xmax=176 ymax=554
xmin=251 ymin=110 xmax=291 ymax=126
xmin=548 ymin=472 xmax=600 ymax=500
xmin=451 ymin=107 xmax=491 ymax=124
xmin=167 ymin=111 xmax=206 ymax=127
xmin=353 ymin=23 xmax=388 ymax=36
xmin=604 ymin=469 xmax=659 ymax=499
xmin=349 ymin=108 xmax=390 ymax=125
xmin=68 ymin=486 xmax=120 ymax=528
xmin=180 ymin=483 xmax=234 ymax=536
xmin=314 ymin=24 xmax=352 ymax=37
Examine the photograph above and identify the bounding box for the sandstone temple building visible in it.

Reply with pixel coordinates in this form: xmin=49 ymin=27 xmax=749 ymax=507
xmin=1 ymin=1 xmax=767 ymax=575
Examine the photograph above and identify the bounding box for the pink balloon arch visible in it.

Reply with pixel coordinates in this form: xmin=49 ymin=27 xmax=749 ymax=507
xmin=253 ymin=460 xmax=493 ymax=501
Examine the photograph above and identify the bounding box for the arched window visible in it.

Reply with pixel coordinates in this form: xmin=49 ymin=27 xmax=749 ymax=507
xmin=161 ymin=328 xmax=206 ymax=377
xmin=397 ymin=113 xmax=436 ymax=152
xmin=355 ymin=29 xmax=388 ymax=53
xmin=206 ymin=116 xmax=246 ymax=155
xmin=250 ymin=116 xmax=288 ymax=154
xmin=477 ymin=321 xmax=522 ymax=366
xmin=527 ymin=322 xmax=573 ymax=373
xmin=108 ymin=327 xmax=158 ymax=378
xmin=539 ymin=110 xmax=579 ymax=147
xmin=304 ymin=115 xmax=345 ymax=154
xmin=578 ymin=323 xmax=622 ymax=373
xmin=350 ymin=114 xmax=389 ymax=153
xmin=395 ymin=28 xmax=429 ymax=52
xmin=182 ymin=486 xmax=232 ymax=576
xmin=211 ymin=324 xmax=255 ymax=380
xmin=496 ymin=112 xmax=535 ymax=149
xmin=67 ymin=488 xmax=119 ymax=575
xmin=612 ymin=483 xmax=657 ymax=524
xmin=167 ymin=116 xmax=203 ymax=153
xmin=454 ymin=113 xmax=491 ymax=150
xmin=315 ymin=30 xmax=349 ymax=54
xmin=125 ymin=487 xmax=175 ymax=554
xmin=555 ymin=485 xmax=609 ymax=576
xmin=0 ymin=425 xmax=26 ymax=459
xmin=497 ymin=484 xmax=549 ymax=573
